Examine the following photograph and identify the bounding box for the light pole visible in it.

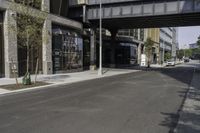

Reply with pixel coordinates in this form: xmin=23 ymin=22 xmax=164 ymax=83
xmin=98 ymin=0 xmax=103 ymax=76
xmin=162 ymin=41 xmax=165 ymax=65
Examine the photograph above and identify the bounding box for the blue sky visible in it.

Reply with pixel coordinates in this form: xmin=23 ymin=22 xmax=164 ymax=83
xmin=178 ymin=26 xmax=200 ymax=49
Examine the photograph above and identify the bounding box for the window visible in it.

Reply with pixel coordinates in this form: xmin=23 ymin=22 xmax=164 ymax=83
xmin=50 ymin=0 xmax=69 ymax=17
xmin=52 ymin=25 xmax=83 ymax=73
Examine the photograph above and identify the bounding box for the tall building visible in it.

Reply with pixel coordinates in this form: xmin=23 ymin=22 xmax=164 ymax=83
xmin=189 ymin=43 xmax=199 ymax=49
xmin=160 ymin=27 xmax=177 ymax=63
xmin=117 ymin=27 xmax=178 ymax=65
xmin=145 ymin=28 xmax=160 ymax=64
xmin=0 ymin=0 xmax=83 ymax=78
xmin=117 ymin=29 xmax=145 ymax=65
xmin=118 ymin=29 xmax=145 ymax=41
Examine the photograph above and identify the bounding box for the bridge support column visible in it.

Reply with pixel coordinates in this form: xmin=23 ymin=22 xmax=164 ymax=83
xmin=110 ymin=29 xmax=118 ymax=68
xmin=137 ymin=43 xmax=142 ymax=66
xmin=90 ymin=28 xmax=96 ymax=70
xmin=4 ymin=10 xmax=18 ymax=78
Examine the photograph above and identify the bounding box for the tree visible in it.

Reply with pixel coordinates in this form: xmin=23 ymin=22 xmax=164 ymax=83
xmin=164 ymin=52 xmax=172 ymax=61
xmin=197 ymin=36 xmax=200 ymax=48
xmin=144 ymin=37 xmax=154 ymax=68
xmin=8 ymin=0 xmax=48 ymax=85
xmin=185 ymin=49 xmax=193 ymax=57
xmin=176 ymin=50 xmax=184 ymax=60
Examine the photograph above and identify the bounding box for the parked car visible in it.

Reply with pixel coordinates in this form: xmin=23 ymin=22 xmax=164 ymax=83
xmin=166 ymin=59 xmax=175 ymax=66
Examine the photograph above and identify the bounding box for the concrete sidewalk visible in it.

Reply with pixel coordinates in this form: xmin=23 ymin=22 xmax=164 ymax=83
xmin=175 ymin=69 xmax=200 ymax=132
xmin=0 ymin=68 xmax=140 ymax=95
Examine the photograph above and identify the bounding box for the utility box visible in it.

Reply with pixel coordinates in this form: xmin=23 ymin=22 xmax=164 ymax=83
xmin=141 ymin=54 xmax=146 ymax=67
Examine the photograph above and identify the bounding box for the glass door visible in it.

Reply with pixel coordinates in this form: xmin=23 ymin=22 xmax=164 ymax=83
xmin=52 ymin=28 xmax=83 ymax=73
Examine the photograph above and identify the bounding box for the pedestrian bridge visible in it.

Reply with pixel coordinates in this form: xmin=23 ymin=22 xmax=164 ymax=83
xmin=69 ymin=0 xmax=200 ymax=29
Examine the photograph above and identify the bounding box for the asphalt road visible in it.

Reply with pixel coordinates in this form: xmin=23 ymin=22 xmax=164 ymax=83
xmin=0 ymin=62 xmax=197 ymax=133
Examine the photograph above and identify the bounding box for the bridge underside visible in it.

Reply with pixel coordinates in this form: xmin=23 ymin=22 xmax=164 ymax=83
xmin=89 ymin=13 xmax=200 ymax=29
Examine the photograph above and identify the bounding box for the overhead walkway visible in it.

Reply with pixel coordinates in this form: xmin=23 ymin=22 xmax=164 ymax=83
xmin=69 ymin=0 xmax=200 ymax=29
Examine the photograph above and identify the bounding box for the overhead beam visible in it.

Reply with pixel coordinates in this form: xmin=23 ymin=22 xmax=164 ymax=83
xmin=87 ymin=0 xmax=200 ymax=20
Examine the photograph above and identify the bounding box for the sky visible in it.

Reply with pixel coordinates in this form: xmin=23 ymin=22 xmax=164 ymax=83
xmin=178 ymin=26 xmax=200 ymax=49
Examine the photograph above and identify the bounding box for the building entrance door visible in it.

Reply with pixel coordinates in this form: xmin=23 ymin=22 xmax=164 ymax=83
xmin=0 ymin=16 xmax=4 ymax=78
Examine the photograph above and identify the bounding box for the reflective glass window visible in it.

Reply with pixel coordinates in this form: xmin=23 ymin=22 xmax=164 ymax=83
xmin=50 ymin=0 xmax=68 ymax=17
xmin=52 ymin=26 xmax=83 ymax=73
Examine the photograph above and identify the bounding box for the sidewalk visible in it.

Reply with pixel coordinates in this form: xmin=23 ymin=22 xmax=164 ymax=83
xmin=0 ymin=68 xmax=140 ymax=95
xmin=174 ymin=69 xmax=200 ymax=132
xmin=150 ymin=64 xmax=166 ymax=68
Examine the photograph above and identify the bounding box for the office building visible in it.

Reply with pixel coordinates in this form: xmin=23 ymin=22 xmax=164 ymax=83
xmin=0 ymin=0 xmax=83 ymax=78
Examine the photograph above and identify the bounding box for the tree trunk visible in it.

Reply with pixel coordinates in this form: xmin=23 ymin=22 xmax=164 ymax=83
xmin=26 ymin=31 xmax=29 ymax=73
xmin=11 ymin=58 xmax=19 ymax=87
xmin=147 ymin=51 xmax=151 ymax=68
xmin=34 ymin=58 xmax=39 ymax=84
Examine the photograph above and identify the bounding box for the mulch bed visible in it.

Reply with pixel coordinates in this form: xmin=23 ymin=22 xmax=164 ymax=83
xmin=0 ymin=82 xmax=50 ymax=91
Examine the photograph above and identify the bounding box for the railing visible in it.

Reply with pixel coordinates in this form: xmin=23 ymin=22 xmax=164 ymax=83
xmin=69 ymin=0 xmax=88 ymax=6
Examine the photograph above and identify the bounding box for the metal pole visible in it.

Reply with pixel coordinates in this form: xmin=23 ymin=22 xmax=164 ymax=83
xmin=98 ymin=0 xmax=103 ymax=76
xmin=162 ymin=41 xmax=165 ymax=65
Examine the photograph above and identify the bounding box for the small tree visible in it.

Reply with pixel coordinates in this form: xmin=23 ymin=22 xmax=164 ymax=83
xmin=9 ymin=0 xmax=48 ymax=85
xmin=197 ymin=36 xmax=200 ymax=48
xmin=164 ymin=52 xmax=172 ymax=61
xmin=176 ymin=50 xmax=184 ymax=60
xmin=144 ymin=37 xmax=154 ymax=68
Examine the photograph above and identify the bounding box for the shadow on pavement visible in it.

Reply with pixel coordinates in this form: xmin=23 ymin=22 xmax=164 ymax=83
xmin=160 ymin=112 xmax=180 ymax=133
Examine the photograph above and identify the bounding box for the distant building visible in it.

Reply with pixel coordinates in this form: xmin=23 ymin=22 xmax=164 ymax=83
xmin=160 ymin=27 xmax=177 ymax=62
xmin=189 ymin=43 xmax=199 ymax=49
xmin=145 ymin=28 xmax=160 ymax=64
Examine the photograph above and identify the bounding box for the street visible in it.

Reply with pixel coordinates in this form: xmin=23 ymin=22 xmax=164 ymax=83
xmin=0 ymin=62 xmax=198 ymax=133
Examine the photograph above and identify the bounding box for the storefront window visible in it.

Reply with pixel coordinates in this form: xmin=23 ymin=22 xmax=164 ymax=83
xmin=116 ymin=43 xmax=137 ymax=65
xmin=52 ymin=27 xmax=83 ymax=73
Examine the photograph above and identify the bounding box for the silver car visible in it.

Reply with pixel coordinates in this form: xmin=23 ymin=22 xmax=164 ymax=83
xmin=166 ymin=59 xmax=175 ymax=66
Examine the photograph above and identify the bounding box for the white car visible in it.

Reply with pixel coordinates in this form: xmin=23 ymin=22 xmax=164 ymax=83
xmin=166 ymin=59 xmax=175 ymax=66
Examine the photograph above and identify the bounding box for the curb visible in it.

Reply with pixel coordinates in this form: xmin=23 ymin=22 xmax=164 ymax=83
xmin=0 ymin=70 xmax=140 ymax=97
xmin=173 ymin=67 xmax=199 ymax=133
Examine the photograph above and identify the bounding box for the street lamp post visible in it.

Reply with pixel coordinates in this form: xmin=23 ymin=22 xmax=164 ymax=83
xmin=98 ymin=0 xmax=103 ymax=76
xmin=162 ymin=41 xmax=165 ymax=65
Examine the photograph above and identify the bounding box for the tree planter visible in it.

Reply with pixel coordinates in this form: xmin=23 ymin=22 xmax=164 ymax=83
xmin=22 ymin=72 xmax=31 ymax=85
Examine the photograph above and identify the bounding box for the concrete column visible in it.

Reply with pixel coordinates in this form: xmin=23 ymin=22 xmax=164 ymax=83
xmin=90 ymin=28 xmax=96 ymax=70
xmin=4 ymin=10 xmax=18 ymax=78
xmin=138 ymin=29 xmax=141 ymax=41
xmin=137 ymin=43 xmax=142 ymax=65
xmin=110 ymin=29 xmax=118 ymax=68
xmin=41 ymin=0 xmax=52 ymax=75
xmin=42 ymin=19 xmax=52 ymax=75
xmin=41 ymin=0 xmax=50 ymax=12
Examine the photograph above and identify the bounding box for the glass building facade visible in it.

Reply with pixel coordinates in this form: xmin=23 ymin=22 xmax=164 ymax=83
xmin=118 ymin=29 xmax=144 ymax=41
xmin=96 ymin=38 xmax=138 ymax=67
xmin=0 ymin=12 xmax=4 ymax=77
xmin=52 ymin=25 xmax=83 ymax=73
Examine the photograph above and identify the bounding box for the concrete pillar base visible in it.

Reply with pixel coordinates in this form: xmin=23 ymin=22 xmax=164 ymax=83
xmin=90 ymin=65 xmax=96 ymax=71
xmin=109 ymin=64 xmax=116 ymax=68
xmin=43 ymin=61 xmax=53 ymax=75
xmin=5 ymin=61 xmax=18 ymax=78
